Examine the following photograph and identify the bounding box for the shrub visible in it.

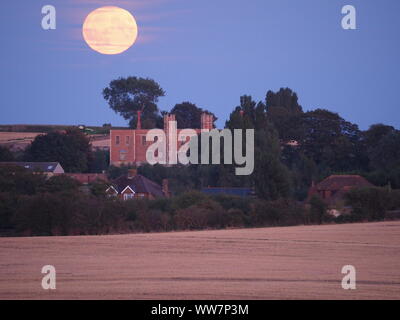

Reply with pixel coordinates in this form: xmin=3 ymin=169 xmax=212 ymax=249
xmin=308 ymin=195 xmax=328 ymax=224
xmin=174 ymin=199 xmax=226 ymax=230
xmin=172 ymin=191 xmax=209 ymax=211
xmin=41 ymin=175 xmax=81 ymax=193
xmin=345 ymin=187 xmax=391 ymax=221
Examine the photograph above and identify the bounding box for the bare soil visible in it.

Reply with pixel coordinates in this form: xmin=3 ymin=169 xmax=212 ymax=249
xmin=0 ymin=221 xmax=399 ymax=300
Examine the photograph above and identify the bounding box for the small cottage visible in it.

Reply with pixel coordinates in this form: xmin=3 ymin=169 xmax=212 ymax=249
xmin=106 ymin=169 xmax=169 ymax=200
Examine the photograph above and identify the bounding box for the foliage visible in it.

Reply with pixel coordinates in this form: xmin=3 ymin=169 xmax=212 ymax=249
xmin=107 ymin=164 xmax=136 ymax=180
xmin=170 ymin=102 xmax=217 ymax=129
xmin=41 ymin=175 xmax=81 ymax=193
xmin=88 ymin=149 xmax=110 ymax=173
xmin=225 ymin=95 xmax=291 ymax=200
xmin=300 ymin=109 xmax=366 ymax=172
xmin=368 ymin=131 xmax=400 ymax=172
xmin=2 ymin=83 xmax=400 ymax=236
xmin=0 ymin=165 xmax=47 ymax=195
xmin=0 ymin=146 xmax=14 ymax=161
xmin=103 ymin=76 xmax=165 ymax=129
xmin=308 ymin=195 xmax=328 ymax=225
xmin=89 ymin=180 xmax=109 ymax=197
xmin=345 ymin=187 xmax=391 ymax=221
xmin=24 ymin=128 xmax=92 ymax=173
xmin=266 ymin=88 xmax=304 ymax=141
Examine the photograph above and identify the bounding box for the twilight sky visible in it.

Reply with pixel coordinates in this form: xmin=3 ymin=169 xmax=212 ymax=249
xmin=1 ymin=0 xmax=399 ymax=129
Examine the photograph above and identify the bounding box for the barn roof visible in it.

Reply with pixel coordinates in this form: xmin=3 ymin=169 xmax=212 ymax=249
xmin=0 ymin=162 xmax=64 ymax=173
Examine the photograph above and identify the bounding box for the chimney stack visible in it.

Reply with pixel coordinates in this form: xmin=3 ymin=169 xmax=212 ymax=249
xmin=163 ymin=113 xmax=176 ymax=130
xmin=201 ymin=113 xmax=214 ymax=130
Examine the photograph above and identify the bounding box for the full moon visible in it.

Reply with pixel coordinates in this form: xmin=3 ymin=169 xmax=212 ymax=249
xmin=82 ymin=6 xmax=138 ymax=55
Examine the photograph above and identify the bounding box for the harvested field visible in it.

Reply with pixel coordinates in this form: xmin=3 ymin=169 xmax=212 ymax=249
xmin=0 ymin=221 xmax=399 ymax=300
xmin=0 ymin=132 xmax=44 ymax=143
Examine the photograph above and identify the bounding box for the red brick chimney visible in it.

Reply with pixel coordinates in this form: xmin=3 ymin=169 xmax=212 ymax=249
xmin=163 ymin=114 xmax=176 ymax=130
xmin=201 ymin=113 xmax=214 ymax=130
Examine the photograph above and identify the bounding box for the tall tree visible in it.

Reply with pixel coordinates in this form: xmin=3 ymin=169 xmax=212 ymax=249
xmin=266 ymin=87 xmax=303 ymax=113
xmin=24 ymin=128 xmax=92 ymax=173
xmin=226 ymin=95 xmax=291 ymax=199
xmin=170 ymin=102 xmax=216 ymax=129
xmin=300 ymin=109 xmax=366 ymax=172
xmin=265 ymin=88 xmax=304 ymax=141
xmin=254 ymin=125 xmax=292 ymax=200
xmin=103 ymin=76 xmax=165 ymax=129
xmin=369 ymin=131 xmax=400 ymax=172
xmin=363 ymin=123 xmax=396 ymax=147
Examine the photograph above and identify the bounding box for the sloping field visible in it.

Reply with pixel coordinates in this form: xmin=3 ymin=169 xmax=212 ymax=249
xmin=0 ymin=221 xmax=399 ymax=300
xmin=0 ymin=132 xmax=44 ymax=143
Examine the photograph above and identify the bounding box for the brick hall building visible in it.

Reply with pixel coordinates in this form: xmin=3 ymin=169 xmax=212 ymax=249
xmin=110 ymin=112 xmax=214 ymax=166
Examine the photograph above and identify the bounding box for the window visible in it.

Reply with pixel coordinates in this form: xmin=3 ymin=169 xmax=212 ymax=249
xmin=115 ymin=135 xmax=120 ymax=145
xmin=123 ymin=193 xmax=134 ymax=201
xmin=126 ymin=136 xmax=130 ymax=145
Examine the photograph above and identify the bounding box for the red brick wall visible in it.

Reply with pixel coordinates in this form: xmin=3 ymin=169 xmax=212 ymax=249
xmin=110 ymin=113 xmax=213 ymax=166
xmin=110 ymin=128 xmax=202 ymax=166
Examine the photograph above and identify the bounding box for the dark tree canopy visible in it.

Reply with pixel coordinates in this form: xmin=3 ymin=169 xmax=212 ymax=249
xmin=170 ymin=102 xmax=216 ymax=129
xmin=24 ymin=128 xmax=92 ymax=173
xmin=0 ymin=165 xmax=47 ymax=195
xmin=225 ymin=95 xmax=291 ymax=200
xmin=103 ymin=76 xmax=165 ymax=129
xmin=363 ymin=123 xmax=396 ymax=148
xmin=0 ymin=146 xmax=14 ymax=162
xmin=266 ymin=87 xmax=303 ymax=114
xmin=369 ymin=131 xmax=400 ymax=171
xmin=266 ymin=88 xmax=304 ymax=141
xmin=41 ymin=175 xmax=81 ymax=193
xmin=300 ymin=109 xmax=365 ymax=172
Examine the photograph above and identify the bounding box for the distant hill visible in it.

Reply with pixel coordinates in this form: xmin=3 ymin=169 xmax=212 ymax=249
xmin=0 ymin=124 xmax=127 ymax=135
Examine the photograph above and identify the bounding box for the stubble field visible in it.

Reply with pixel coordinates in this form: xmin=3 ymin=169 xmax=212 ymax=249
xmin=0 ymin=221 xmax=399 ymax=300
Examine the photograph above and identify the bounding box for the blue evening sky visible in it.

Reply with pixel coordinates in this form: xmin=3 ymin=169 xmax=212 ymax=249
xmin=1 ymin=0 xmax=399 ymax=129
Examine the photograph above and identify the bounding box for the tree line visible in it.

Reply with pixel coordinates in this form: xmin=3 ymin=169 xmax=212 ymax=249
xmin=1 ymin=77 xmax=400 ymax=236
xmin=1 ymin=165 xmax=399 ymax=236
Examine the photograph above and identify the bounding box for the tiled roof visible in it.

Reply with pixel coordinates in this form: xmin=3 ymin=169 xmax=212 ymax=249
xmin=113 ymin=174 xmax=165 ymax=198
xmin=316 ymin=175 xmax=373 ymax=191
xmin=0 ymin=162 xmax=63 ymax=173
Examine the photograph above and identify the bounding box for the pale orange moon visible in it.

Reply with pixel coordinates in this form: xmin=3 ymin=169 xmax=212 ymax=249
xmin=82 ymin=6 xmax=138 ymax=55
